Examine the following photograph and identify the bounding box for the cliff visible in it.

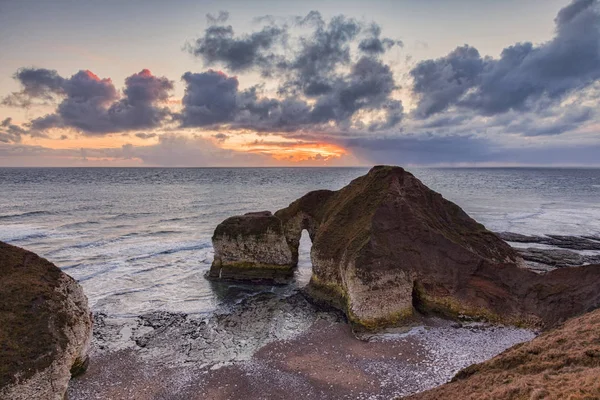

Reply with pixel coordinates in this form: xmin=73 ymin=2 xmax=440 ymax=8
xmin=0 ymin=241 xmax=92 ymax=400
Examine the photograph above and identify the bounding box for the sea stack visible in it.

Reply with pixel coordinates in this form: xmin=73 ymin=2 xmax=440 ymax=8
xmin=209 ymin=211 xmax=295 ymax=283
xmin=210 ymin=166 xmax=600 ymax=330
xmin=0 ymin=242 xmax=93 ymax=400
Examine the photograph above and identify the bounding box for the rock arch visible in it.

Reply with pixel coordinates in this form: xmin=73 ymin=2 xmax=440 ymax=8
xmin=209 ymin=166 xmax=600 ymax=331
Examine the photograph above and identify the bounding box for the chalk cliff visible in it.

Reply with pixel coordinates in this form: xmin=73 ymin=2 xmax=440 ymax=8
xmin=0 ymin=242 xmax=92 ymax=400
xmin=210 ymin=166 xmax=600 ymax=330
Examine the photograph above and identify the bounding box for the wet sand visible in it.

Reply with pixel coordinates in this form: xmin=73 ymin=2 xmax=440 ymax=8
xmin=69 ymin=294 xmax=534 ymax=400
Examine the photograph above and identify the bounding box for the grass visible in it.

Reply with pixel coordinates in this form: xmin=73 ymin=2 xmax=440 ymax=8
xmin=403 ymin=308 xmax=600 ymax=400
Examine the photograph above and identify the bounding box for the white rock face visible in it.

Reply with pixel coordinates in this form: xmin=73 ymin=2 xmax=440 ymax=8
xmin=209 ymin=211 xmax=295 ymax=282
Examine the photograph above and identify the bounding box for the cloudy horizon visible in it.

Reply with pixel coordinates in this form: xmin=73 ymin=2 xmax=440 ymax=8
xmin=1 ymin=0 xmax=600 ymax=167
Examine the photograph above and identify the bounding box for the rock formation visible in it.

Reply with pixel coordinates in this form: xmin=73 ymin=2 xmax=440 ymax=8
xmin=403 ymin=307 xmax=600 ymax=400
xmin=208 ymin=211 xmax=295 ymax=283
xmin=0 ymin=241 xmax=92 ymax=400
xmin=210 ymin=166 xmax=600 ymax=330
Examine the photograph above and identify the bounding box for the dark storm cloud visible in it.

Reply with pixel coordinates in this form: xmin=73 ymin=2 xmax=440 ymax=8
xmin=183 ymin=11 xmax=403 ymax=133
xmin=411 ymin=0 xmax=600 ymax=118
xmin=13 ymin=69 xmax=174 ymax=135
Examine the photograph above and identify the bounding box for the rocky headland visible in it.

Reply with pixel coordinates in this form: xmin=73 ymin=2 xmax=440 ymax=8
xmin=0 ymin=241 xmax=92 ymax=400
xmin=210 ymin=165 xmax=600 ymax=331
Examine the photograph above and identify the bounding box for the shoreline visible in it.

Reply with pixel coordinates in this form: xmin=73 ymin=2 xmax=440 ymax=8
xmin=68 ymin=290 xmax=534 ymax=400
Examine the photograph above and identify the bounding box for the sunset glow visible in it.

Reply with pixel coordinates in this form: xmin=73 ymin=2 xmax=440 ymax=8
xmin=1 ymin=0 xmax=600 ymax=167
xmin=243 ymin=141 xmax=347 ymax=162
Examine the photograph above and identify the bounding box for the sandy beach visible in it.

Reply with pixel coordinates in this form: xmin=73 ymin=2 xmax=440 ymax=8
xmin=68 ymin=292 xmax=534 ymax=400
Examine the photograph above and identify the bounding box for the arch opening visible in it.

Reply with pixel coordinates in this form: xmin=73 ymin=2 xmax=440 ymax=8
xmin=295 ymin=229 xmax=313 ymax=287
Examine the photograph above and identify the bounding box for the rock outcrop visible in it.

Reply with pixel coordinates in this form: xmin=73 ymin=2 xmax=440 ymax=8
xmin=208 ymin=211 xmax=295 ymax=283
xmin=497 ymin=231 xmax=600 ymax=251
xmin=403 ymin=307 xmax=600 ymax=400
xmin=210 ymin=166 xmax=600 ymax=330
xmin=0 ymin=242 xmax=92 ymax=400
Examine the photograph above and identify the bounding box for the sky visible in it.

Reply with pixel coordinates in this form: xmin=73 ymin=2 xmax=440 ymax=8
xmin=1 ymin=0 xmax=599 ymax=167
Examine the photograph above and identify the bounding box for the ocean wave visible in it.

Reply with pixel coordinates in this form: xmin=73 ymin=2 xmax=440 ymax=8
xmin=0 ymin=210 xmax=52 ymax=220
xmin=147 ymin=230 xmax=182 ymax=236
xmin=0 ymin=225 xmax=48 ymax=242
xmin=127 ymin=242 xmax=212 ymax=262
xmin=158 ymin=217 xmax=187 ymax=223
xmin=58 ymin=220 xmax=100 ymax=229
xmin=104 ymin=212 xmax=154 ymax=221
xmin=76 ymin=263 xmax=123 ymax=282
xmin=70 ymin=232 xmax=142 ymax=249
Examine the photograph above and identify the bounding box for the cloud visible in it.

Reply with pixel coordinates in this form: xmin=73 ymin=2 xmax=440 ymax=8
xmin=2 ymin=68 xmax=66 ymax=107
xmin=135 ymin=132 xmax=157 ymax=139
xmin=213 ymin=133 xmax=229 ymax=142
xmin=344 ymin=133 xmax=600 ymax=166
xmin=187 ymin=15 xmax=286 ymax=73
xmin=410 ymin=45 xmax=484 ymax=118
xmin=180 ymin=70 xmax=239 ymax=126
xmin=7 ymin=68 xmax=174 ymax=135
xmin=2 ymin=2 xmax=600 ymax=167
xmin=506 ymin=105 xmax=595 ymax=136
xmin=344 ymin=134 xmax=494 ymax=165
xmin=180 ymin=61 xmax=402 ymax=133
xmin=359 ymin=23 xmax=402 ymax=55
xmin=206 ymin=11 xmax=229 ymax=24
xmin=0 ymin=134 xmax=273 ymax=167
xmin=410 ymin=0 xmax=600 ymax=118
xmin=182 ymin=11 xmax=403 ymax=133
xmin=131 ymin=134 xmax=271 ymax=166
xmin=0 ymin=117 xmax=33 ymax=143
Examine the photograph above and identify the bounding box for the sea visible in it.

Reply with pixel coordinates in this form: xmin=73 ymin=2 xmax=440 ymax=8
xmin=1 ymin=167 xmax=599 ymax=318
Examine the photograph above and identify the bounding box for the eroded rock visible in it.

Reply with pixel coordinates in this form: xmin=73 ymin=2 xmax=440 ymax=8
xmin=210 ymin=166 xmax=600 ymax=331
xmin=0 ymin=242 xmax=92 ymax=400
xmin=498 ymin=231 xmax=600 ymax=251
xmin=209 ymin=211 xmax=294 ymax=283
xmin=515 ymin=247 xmax=600 ymax=271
